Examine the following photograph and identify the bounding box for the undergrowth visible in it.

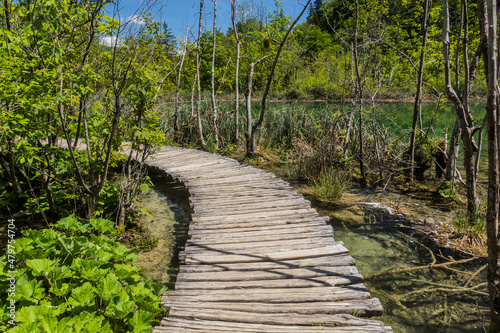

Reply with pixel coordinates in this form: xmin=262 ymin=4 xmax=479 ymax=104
xmin=0 ymin=216 xmax=166 ymax=332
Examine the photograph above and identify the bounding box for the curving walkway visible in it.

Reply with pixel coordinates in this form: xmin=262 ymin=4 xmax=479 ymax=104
xmin=147 ymin=146 xmax=392 ymax=333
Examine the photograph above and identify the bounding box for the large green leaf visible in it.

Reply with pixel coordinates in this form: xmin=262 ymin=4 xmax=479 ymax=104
xmin=129 ymin=310 xmax=156 ymax=333
xmin=15 ymin=274 xmax=44 ymax=303
xmin=96 ymin=273 xmax=121 ymax=301
xmin=68 ymin=282 xmax=95 ymax=307
xmin=25 ymin=259 xmax=58 ymax=277
xmin=90 ymin=218 xmax=118 ymax=236
xmin=104 ymin=292 xmax=136 ymax=320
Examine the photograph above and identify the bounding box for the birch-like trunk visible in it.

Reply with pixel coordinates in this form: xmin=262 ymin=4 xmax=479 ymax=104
xmin=210 ymin=0 xmax=219 ymax=148
xmin=195 ymin=0 xmax=206 ymax=148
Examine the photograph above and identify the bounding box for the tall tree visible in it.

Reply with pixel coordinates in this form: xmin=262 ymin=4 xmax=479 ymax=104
xmin=483 ymin=0 xmax=500 ymax=329
xmin=442 ymin=0 xmax=483 ymax=219
xmin=230 ymin=0 xmax=242 ymax=144
xmin=210 ymin=0 xmax=219 ymax=149
xmin=409 ymin=0 xmax=431 ymax=182
xmin=195 ymin=0 xmax=207 ymax=148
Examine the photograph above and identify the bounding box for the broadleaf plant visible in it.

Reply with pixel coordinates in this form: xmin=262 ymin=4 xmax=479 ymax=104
xmin=0 ymin=216 xmax=167 ymax=332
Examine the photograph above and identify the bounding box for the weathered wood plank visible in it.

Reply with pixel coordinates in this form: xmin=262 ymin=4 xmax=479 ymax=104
xmin=155 ymin=318 xmax=392 ymax=332
xmin=186 ymin=230 xmax=334 ymax=245
xmin=178 ymin=254 xmax=356 ymax=273
xmin=162 ymin=299 xmax=384 ymax=316
xmin=167 ymin=308 xmax=385 ymax=327
xmin=181 ymin=239 xmax=340 ymax=256
xmin=177 ymin=266 xmax=360 ymax=281
xmin=182 ymin=244 xmax=349 ymax=265
xmin=174 ymin=274 xmax=364 ymax=290
xmin=162 ymin=284 xmax=372 ymax=303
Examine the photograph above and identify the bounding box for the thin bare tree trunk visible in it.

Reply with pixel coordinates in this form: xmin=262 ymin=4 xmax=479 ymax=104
xmin=230 ymin=0 xmax=241 ymax=145
xmin=442 ymin=0 xmax=479 ymax=218
xmin=196 ymin=0 xmax=206 ymax=148
xmin=409 ymin=0 xmax=431 ymax=182
xmin=245 ymin=56 xmax=268 ymax=154
xmin=210 ymin=0 xmax=219 ymax=148
xmin=446 ymin=119 xmax=461 ymax=183
xmin=174 ymin=28 xmax=189 ymax=134
xmin=353 ymin=0 xmax=367 ymax=185
xmin=249 ymin=0 xmax=312 ymax=154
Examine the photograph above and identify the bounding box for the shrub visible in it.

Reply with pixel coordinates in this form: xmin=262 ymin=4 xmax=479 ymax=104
xmin=0 ymin=216 xmax=166 ymax=332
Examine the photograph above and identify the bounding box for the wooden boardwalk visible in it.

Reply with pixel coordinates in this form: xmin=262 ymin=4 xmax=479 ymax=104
xmin=147 ymin=146 xmax=392 ymax=333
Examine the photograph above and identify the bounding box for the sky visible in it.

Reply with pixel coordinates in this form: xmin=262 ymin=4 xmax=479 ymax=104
xmin=105 ymin=0 xmax=310 ymax=41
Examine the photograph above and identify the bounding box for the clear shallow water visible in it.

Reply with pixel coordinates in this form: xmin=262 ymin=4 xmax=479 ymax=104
xmin=313 ymin=200 xmax=489 ymax=333
xmin=133 ymin=171 xmax=191 ymax=290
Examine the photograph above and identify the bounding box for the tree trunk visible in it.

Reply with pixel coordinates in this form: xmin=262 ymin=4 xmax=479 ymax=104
xmin=484 ymin=0 xmax=500 ymax=330
xmin=195 ymin=0 xmax=206 ymax=148
xmin=210 ymin=0 xmax=219 ymax=149
xmin=250 ymin=0 xmax=311 ymax=155
xmin=445 ymin=118 xmax=461 ymax=183
xmin=175 ymin=28 xmax=189 ymax=134
xmin=230 ymin=0 xmax=241 ymax=145
xmin=353 ymin=0 xmax=366 ymax=186
xmin=409 ymin=0 xmax=430 ymax=182
xmin=442 ymin=0 xmax=479 ymax=218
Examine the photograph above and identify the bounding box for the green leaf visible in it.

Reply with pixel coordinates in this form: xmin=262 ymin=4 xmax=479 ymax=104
xmin=15 ymin=274 xmax=44 ymax=303
xmin=96 ymin=273 xmax=121 ymax=301
xmin=47 ymin=266 xmax=73 ymax=282
xmin=129 ymin=310 xmax=155 ymax=333
xmin=25 ymin=259 xmax=58 ymax=277
xmin=49 ymin=280 xmax=70 ymax=297
xmin=68 ymin=282 xmax=95 ymax=307
xmin=90 ymin=218 xmax=118 ymax=236
xmin=104 ymin=293 xmax=136 ymax=320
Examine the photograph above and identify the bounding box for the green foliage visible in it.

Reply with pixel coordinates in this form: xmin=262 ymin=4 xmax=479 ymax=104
xmin=452 ymin=209 xmax=486 ymax=242
xmin=438 ymin=181 xmax=459 ymax=202
xmin=0 ymin=216 xmax=166 ymax=332
xmin=310 ymin=170 xmax=349 ymax=201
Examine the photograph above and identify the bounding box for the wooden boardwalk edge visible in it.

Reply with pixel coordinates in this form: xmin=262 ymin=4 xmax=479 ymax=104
xmin=145 ymin=146 xmax=392 ymax=333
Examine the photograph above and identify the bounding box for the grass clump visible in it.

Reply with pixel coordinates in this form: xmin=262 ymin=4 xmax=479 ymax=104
xmin=451 ymin=209 xmax=486 ymax=245
xmin=310 ymin=171 xmax=349 ymax=202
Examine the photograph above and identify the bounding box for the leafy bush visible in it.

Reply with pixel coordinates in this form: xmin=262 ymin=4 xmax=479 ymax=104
xmin=0 ymin=216 xmax=166 ymax=332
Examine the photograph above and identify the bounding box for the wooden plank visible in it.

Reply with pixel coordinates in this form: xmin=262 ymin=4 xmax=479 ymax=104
xmin=162 ymin=299 xmax=384 ymax=316
xmin=177 ymin=266 xmax=360 ymax=281
xmin=181 ymin=238 xmax=340 ymax=255
xmin=183 ymin=244 xmax=349 ymax=265
xmin=174 ymin=274 xmax=364 ymax=290
xmin=155 ymin=318 xmax=392 ymax=332
xmin=186 ymin=233 xmax=335 ymax=251
xmin=189 ymin=214 xmax=328 ymax=228
xmin=178 ymin=254 xmax=356 ymax=273
xmin=167 ymin=308 xmax=385 ymax=327
xmin=186 ymin=230 xmax=334 ymax=245
xmin=191 ymin=198 xmax=311 ymax=213
xmin=162 ymin=284 xmax=372 ymax=303
xmin=191 ymin=208 xmax=319 ymax=222
xmin=190 ymin=219 xmax=333 ymax=233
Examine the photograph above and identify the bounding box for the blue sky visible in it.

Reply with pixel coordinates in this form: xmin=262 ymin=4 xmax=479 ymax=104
xmin=106 ymin=0 xmax=309 ymax=41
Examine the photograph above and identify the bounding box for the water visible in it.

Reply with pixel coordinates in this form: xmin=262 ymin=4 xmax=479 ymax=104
xmin=132 ymin=171 xmax=191 ymax=290
xmin=313 ymin=199 xmax=489 ymax=333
